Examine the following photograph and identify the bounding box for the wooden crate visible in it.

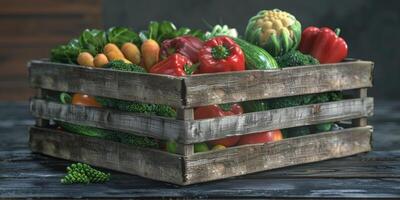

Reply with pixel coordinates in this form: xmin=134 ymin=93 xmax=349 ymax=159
xmin=28 ymin=59 xmax=374 ymax=185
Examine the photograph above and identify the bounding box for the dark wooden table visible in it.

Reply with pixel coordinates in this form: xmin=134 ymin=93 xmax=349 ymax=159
xmin=1 ymin=101 xmax=400 ymax=199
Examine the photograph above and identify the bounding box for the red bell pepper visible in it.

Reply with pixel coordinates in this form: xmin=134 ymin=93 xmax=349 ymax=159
xmin=161 ymin=36 xmax=203 ymax=63
xmin=198 ymin=36 xmax=245 ymax=73
xmin=299 ymin=27 xmax=348 ymax=64
xmin=149 ymin=53 xmax=192 ymax=76
xmin=194 ymin=103 xmax=243 ymax=147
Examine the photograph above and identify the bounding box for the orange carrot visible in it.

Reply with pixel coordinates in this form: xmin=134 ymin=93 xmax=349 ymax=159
xmin=77 ymin=52 xmax=94 ymax=67
xmin=141 ymin=39 xmax=160 ymax=71
xmin=93 ymin=53 xmax=109 ymax=68
xmin=121 ymin=42 xmax=141 ymax=65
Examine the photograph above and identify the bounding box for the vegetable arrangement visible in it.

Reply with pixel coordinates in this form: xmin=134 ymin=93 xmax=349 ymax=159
xmin=50 ymin=9 xmax=349 ymax=153
xmin=61 ymin=163 xmax=110 ymax=184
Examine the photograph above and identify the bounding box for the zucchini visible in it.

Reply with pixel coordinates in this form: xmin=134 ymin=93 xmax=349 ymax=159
xmin=232 ymin=37 xmax=279 ymax=70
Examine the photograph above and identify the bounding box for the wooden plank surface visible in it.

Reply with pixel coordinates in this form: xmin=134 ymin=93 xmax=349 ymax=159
xmin=3 ymin=148 xmax=400 ymax=199
xmin=353 ymin=88 xmax=369 ymax=127
xmin=30 ymin=97 xmax=373 ymax=144
xmin=184 ymin=61 xmax=374 ymax=107
xmin=184 ymin=98 xmax=373 ymax=143
xmin=184 ymin=126 xmax=372 ymax=185
xmin=30 ymin=98 xmax=185 ymax=141
xmin=29 ymin=60 xmax=184 ymax=107
xmin=2 ymin=101 xmax=399 ymax=198
xmin=29 ymin=127 xmax=185 ymax=185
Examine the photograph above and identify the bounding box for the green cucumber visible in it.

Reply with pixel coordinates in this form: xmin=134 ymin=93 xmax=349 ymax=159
xmin=232 ymin=37 xmax=279 ymax=70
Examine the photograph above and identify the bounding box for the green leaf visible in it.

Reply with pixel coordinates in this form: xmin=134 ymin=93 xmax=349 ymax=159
xmin=148 ymin=21 xmax=159 ymax=40
xmin=107 ymin=27 xmax=141 ymax=47
xmin=176 ymin=27 xmax=191 ymax=36
xmin=79 ymin=29 xmax=107 ymax=55
xmin=157 ymin=21 xmax=177 ymax=42
xmin=139 ymin=31 xmax=149 ymax=42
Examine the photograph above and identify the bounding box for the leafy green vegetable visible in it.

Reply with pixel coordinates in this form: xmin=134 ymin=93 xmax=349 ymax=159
xmin=50 ymin=41 xmax=82 ymax=64
xmin=107 ymin=27 xmax=141 ymax=47
xmin=96 ymin=97 xmax=177 ymax=118
xmin=139 ymin=21 xmax=205 ymax=43
xmin=267 ymin=92 xmax=342 ymax=110
xmin=203 ymin=24 xmax=238 ymax=40
xmin=275 ymin=50 xmax=319 ymax=68
xmin=51 ymin=27 xmax=140 ymax=64
xmin=78 ymin=29 xmax=107 ymax=55
xmin=103 ymin=60 xmax=146 ymax=73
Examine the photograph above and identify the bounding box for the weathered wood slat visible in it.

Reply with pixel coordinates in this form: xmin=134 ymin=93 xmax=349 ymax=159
xmin=3 ymin=148 xmax=400 ymax=179
xmin=184 ymin=98 xmax=374 ymax=143
xmin=184 ymin=61 xmax=374 ymax=107
xmin=28 ymin=60 xmax=373 ymax=108
xmin=30 ymin=98 xmax=185 ymax=141
xmin=30 ymin=98 xmax=373 ymax=144
xmin=352 ymin=88 xmax=368 ymax=127
xmin=34 ymin=89 xmax=49 ymax=127
xmin=29 ymin=127 xmax=185 ymax=185
xmin=1 ymin=176 xmax=399 ymax=199
xmin=183 ymin=126 xmax=372 ymax=185
xmin=28 ymin=60 xmax=184 ymax=107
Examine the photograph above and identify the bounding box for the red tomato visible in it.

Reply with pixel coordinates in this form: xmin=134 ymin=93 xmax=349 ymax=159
xmin=230 ymin=103 xmax=244 ymax=115
xmin=237 ymin=130 xmax=283 ymax=145
xmin=208 ymin=136 xmax=241 ymax=147
xmin=194 ymin=105 xmax=226 ymax=119
xmin=71 ymin=93 xmax=101 ymax=107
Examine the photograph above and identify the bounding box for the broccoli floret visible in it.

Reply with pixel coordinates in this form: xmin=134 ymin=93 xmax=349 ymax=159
xmin=96 ymin=97 xmax=177 ymax=118
xmin=61 ymin=163 xmax=110 ymax=184
xmin=267 ymin=92 xmax=342 ymax=110
xmin=104 ymin=60 xmax=146 ymax=73
xmin=275 ymin=50 xmax=319 ymax=68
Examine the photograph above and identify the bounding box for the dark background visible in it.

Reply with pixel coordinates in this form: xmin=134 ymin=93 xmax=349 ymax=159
xmin=0 ymin=0 xmax=399 ymax=101
xmin=102 ymin=0 xmax=400 ymax=101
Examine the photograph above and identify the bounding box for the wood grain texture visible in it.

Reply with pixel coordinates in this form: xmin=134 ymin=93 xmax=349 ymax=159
xmin=176 ymin=108 xmax=195 ymax=155
xmin=184 ymin=98 xmax=374 ymax=143
xmin=29 ymin=127 xmax=185 ymax=185
xmin=28 ymin=60 xmax=184 ymax=107
xmin=183 ymin=126 xmax=372 ymax=185
xmin=353 ymin=88 xmax=369 ymax=127
xmin=34 ymin=89 xmax=49 ymax=127
xmin=30 ymin=98 xmax=373 ymax=144
xmin=28 ymin=126 xmax=372 ymax=185
xmin=30 ymin=98 xmax=185 ymax=141
xmin=183 ymin=61 xmax=374 ymax=107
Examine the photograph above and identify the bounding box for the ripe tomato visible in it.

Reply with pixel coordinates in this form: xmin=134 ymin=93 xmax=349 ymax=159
xmin=71 ymin=93 xmax=101 ymax=107
xmin=237 ymin=130 xmax=283 ymax=145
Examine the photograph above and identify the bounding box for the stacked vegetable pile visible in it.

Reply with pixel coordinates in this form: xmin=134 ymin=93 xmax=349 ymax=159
xmin=50 ymin=9 xmax=348 ymax=153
